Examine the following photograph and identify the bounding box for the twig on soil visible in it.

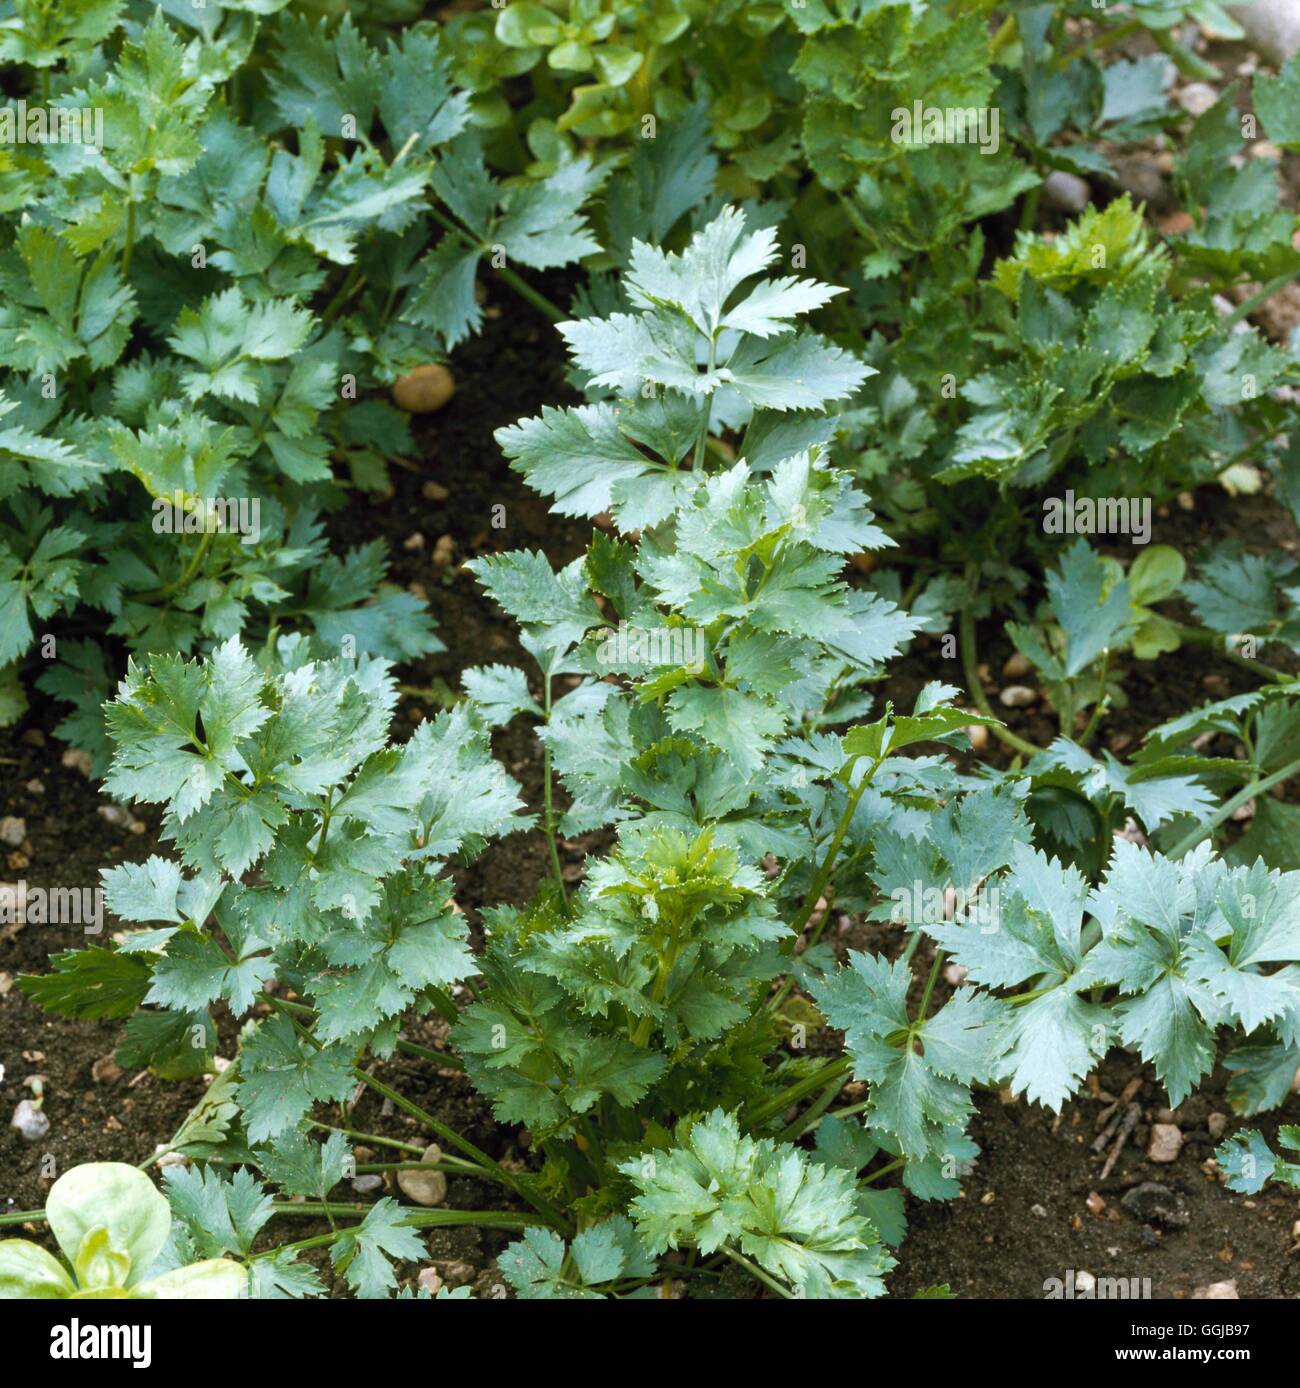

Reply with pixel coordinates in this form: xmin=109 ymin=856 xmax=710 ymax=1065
xmin=1099 ymin=1102 xmax=1142 ymax=1180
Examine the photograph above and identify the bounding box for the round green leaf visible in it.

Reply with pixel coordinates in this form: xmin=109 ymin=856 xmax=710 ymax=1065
xmin=1131 ymin=611 xmax=1182 ymax=661
xmin=496 ymin=3 xmax=562 ymax=47
xmin=0 ymin=1240 xmax=76 ymax=1299
xmin=1128 ymin=544 xmax=1186 ymax=607
xmin=648 ymin=14 xmax=691 ymax=43
xmin=45 ymin=1164 xmax=170 ymax=1289
xmin=549 ymin=40 xmax=595 ymax=72
xmin=137 ymin=1259 xmax=248 ymax=1300
xmin=595 ymin=44 xmax=643 ymax=87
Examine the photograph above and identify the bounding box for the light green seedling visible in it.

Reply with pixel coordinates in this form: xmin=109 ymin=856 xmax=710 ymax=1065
xmin=1120 ymin=544 xmax=1186 ymax=660
xmin=0 ymin=1163 xmax=246 ymax=1299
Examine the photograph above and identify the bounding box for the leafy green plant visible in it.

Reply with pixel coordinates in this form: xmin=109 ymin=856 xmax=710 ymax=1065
xmin=0 ymin=1163 xmax=245 ymax=1300
xmin=23 ymin=635 xmax=530 ymax=1138
xmin=11 ymin=0 xmax=1300 ymax=1302
xmin=1005 ymin=540 xmax=1186 ymax=739
xmin=0 ymin=2 xmax=610 ymax=756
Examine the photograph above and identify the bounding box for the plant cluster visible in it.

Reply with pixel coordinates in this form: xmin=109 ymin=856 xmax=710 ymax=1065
xmin=8 ymin=0 xmax=1300 ymax=1299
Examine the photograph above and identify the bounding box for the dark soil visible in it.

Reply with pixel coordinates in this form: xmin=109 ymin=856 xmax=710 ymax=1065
xmin=893 ymin=1055 xmax=1300 ymax=1300
xmin=3 ymin=264 xmax=1299 ymax=1299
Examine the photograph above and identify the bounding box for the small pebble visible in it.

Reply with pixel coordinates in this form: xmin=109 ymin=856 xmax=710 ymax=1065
xmin=432 ymin=1259 xmax=476 ymax=1288
xmin=396 ymin=1144 xmax=448 ymax=1208
xmin=10 ymin=1099 xmax=48 ymax=1141
xmin=421 ymin=481 xmax=450 ymax=502
xmin=1148 ymin=1123 xmax=1184 ymax=1163
xmin=1085 ymin=1191 xmax=1106 ymax=1217
xmin=999 ymin=685 xmax=1038 ymax=708
xmin=1157 ymin=210 xmax=1194 ymax=236
xmin=0 ymin=817 xmax=26 ymax=848
xmin=432 ymin=535 xmax=456 ymax=570
xmin=1114 ymin=818 xmax=1146 ymax=846
xmin=1193 ymin=1280 xmax=1238 ymax=1300
xmin=1121 ymin=1182 xmax=1190 ymax=1229
xmin=1002 ymin=653 xmax=1032 ymax=678
xmin=91 ymin=1055 xmax=123 ymax=1083
xmin=1041 ymin=170 xmax=1090 ymax=215
xmin=61 ymin=747 xmax=93 ymax=776
xmin=392 ymin=363 xmax=455 ymax=414
xmin=1206 ymin=1112 xmax=1228 ymax=1140
xmin=1176 ymin=82 xmax=1217 ymax=117
xmin=351 ymin=1174 xmax=384 ymax=1194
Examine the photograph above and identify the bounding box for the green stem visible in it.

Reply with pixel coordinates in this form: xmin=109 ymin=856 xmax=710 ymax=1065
xmin=759 ymin=759 xmax=882 ymax=1020
xmin=1009 ymin=983 xmax=1058 ymax=1008
xmin=259 ymin=995 xmax=569 ymax=1232
xmin=352 ymin=1068 xmax=572 ymax=1235
xmin=497 ymin=264 xmax=565 ymax=324
xmin=122 ymin=196 xmax=136 ymax=279
xmin=860 ymin=1158 xmax=904 ymax=1186
xmin=1220 ymin=270 xmax=1300 ymax=333
xmin=138 ymin=528 xmax=216 ymax=602
xmin=914 ymin=948 xmax=945 ymax=1023
xmin=395 ymin=1037 xmax=464 ymax=1071
xmin=793 ymin=762 xmax=880 ymax=940
xmin=318 ymin=266 xmax=367 ymax=330
xmin=989 ymin=14 xmax=1017 ymax=58
xmin=305 ymin=1121 xmax=424 ymax=1156
xmin=0 ymin=1208 xmax=43 ymax=1229
xmin=1172 ymin=621 xmax=1290 ymax=682
xmin=720 ymin=1245 xmax=791 ymax=1299
xmin=1168 ymin=754 xmax=1300 ymax=859
xmin=252 ymin=1205 xmax=543 ymax=1258
xmin=777 ymin=1079 xmax=840 ymax=1142
xmin=691 ymin=338 xmax=718 ymax=470
xmin=748 ymin=1057 xmax=851 ymax=1127
xmin=1150 ymin=25 xmax=1219 ymax=80
xmin=1058 ymin=16 xmax=1139 ymax=66
xmin=1077 ymin=648 xmax=1110 ymax=747
xmin=427 ymin=205 xmax=565 ymax=324
xmin=541 ymin=675 xmax=571 ymax=916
